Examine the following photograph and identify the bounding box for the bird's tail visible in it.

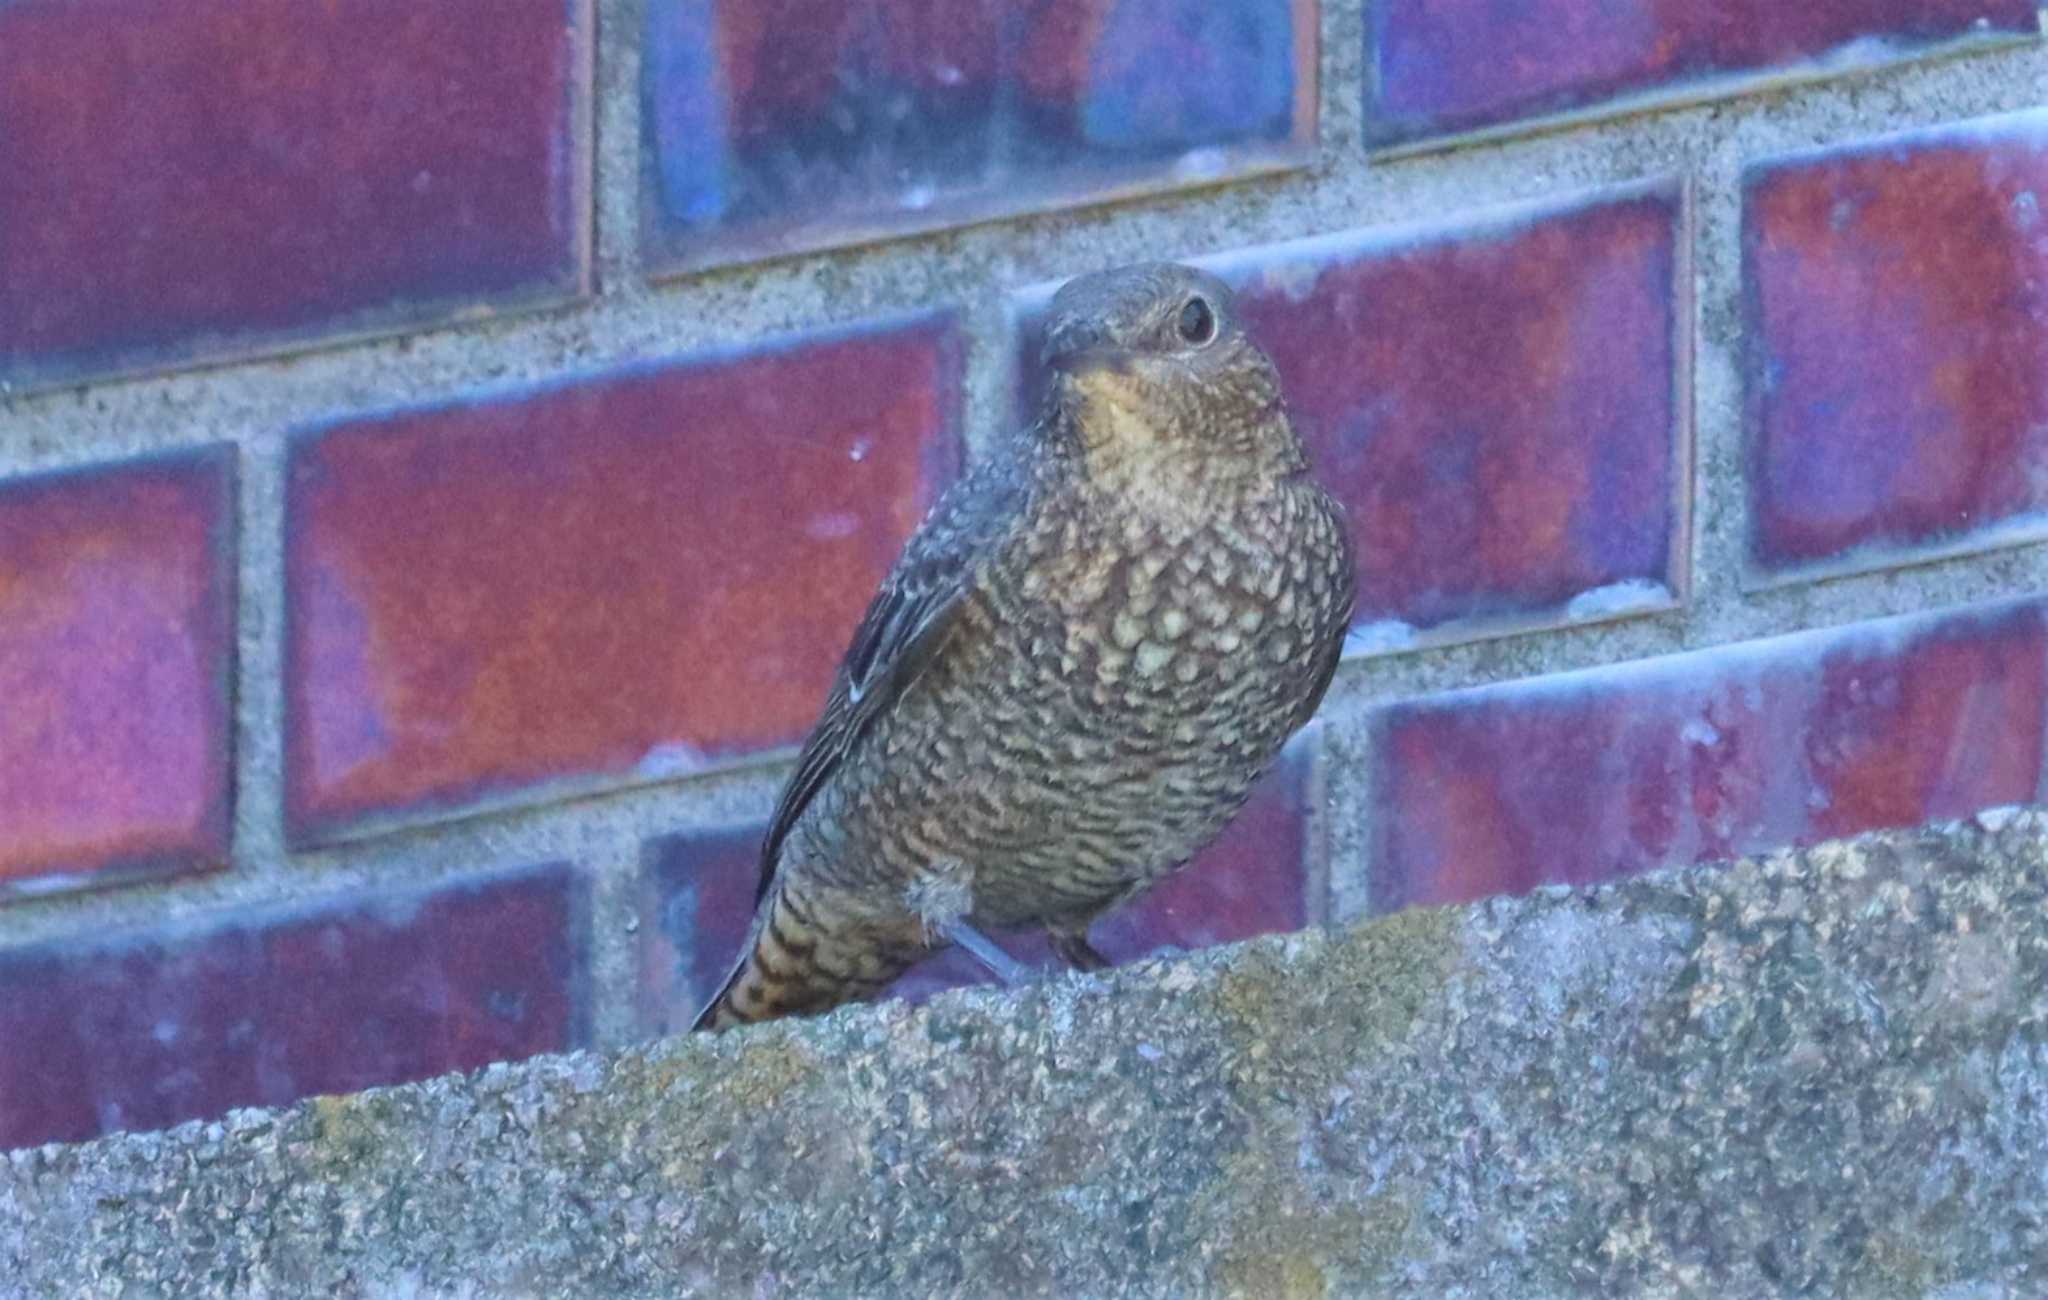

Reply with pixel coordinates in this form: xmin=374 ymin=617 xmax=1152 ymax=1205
xmin=691 ymin=885 xmax=922 ymax=1032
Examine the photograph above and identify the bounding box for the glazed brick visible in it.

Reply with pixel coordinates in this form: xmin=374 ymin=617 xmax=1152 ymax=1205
xmin=1367 ymin=0 xmax=2036 ymax=150
xmin=1745 ymin=109 xmax=2048 ymax=579
xmin=637 ymin=739 xmax=1316 ymax=1032
xmin=642 ymin=0 xmax=1314 ymax=273
xmin=0 ymin=0 xmax=590 ymax=390
xmin=637 ymin=823 xmax=761 ymax=1036
xmin=0 ymin=448 xmax=236 ymax=898
xmin=285 ymin=316 xmax=962 ymax=845
xmin=1014 ymin=180 xmax=1688 ymax=653
xmin=0 ymin=864 xmax=586 ymax=1151
xmin=1366 ymin=600 xmax=2048 ymax=914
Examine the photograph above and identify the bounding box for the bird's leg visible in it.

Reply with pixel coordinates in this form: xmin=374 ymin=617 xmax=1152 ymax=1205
xmin=936 ymin=918 xmax=1032 ymax=988
xmin=1047 ymin=927 xmax=1112 ymax=972
xmin=906 ymin=856 xmax=1029 ymax=988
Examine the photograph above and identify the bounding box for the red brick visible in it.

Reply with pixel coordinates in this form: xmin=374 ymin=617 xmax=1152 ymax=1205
xmin=642 ymin=0 xmax=1313 ymax=272
xmin=1744 ymin=109 xmax=2048 ymax=578
xmin=285 ymin=316 xmax=962 ymax=844
xmin=1014 ymin=181 xmax=1687 ymax=652
xmin=1367 ymin=600 xmax=2048 ymax=913
xmin=0 ymin=448 xmax=236 ymax=898
xmin=1368 ymin=0 xmax=2036 ymax=149
xmin=0 ymin=0 xmax=589 ymax=389
xmin=0 ymin=864 xmax=586 ymax=1151
xmin=638 ymin=738 xmax=1316 ymax=1029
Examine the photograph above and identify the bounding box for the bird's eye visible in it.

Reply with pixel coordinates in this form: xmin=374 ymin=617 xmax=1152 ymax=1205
xmin=1177 ymin=296 xmax=1216 ymax=346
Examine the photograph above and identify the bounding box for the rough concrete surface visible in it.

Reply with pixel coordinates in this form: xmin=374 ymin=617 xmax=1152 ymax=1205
xmin=6 ymin=811 xmax=2046 ymax=1299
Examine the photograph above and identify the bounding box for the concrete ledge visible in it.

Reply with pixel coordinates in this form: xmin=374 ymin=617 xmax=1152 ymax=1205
xmin=7 ymin=814 xmax=2048 ymax=1299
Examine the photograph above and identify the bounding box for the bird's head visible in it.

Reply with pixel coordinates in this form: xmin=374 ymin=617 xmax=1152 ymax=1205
xmin=1036 ymin=262 xmax=1303 ymax=492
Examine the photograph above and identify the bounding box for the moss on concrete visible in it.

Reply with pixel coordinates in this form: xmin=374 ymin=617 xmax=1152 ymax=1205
xmin=7 ymin=812 xmax=2048 ymax=1297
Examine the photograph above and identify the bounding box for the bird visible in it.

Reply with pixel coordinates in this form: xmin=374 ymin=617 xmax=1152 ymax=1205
xmin=694 ymin=261 xmax=1356 ymax=1031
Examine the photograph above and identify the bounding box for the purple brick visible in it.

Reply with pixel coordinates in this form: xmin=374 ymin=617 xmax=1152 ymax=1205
xmin=637 ymin=739 xmax=1316 ymax=1032
xmin=0 ymin=864 xmax=587 ymax=1151
xmin=285 ymin=316 xmax=962 ymax=846
xmin=1366 ymin=599 xmax=2048 ymax=914
xmin=636 ymin=823 xmax=759 ymax=1037
xmin=1745 ymin=108 xmax=2048 ymax=579
xmin=1368 ymin=0 xmax=2037 ymax=150
xmin=0 ymin=0 xmax=591 ymax=390
xmin=1013 ymin=180 xmax=1688 ymax=653
xmin=642 ymin=0 xmax=1315 ymax=273
xmin=0 ymin=448 xmax=236 ymax=899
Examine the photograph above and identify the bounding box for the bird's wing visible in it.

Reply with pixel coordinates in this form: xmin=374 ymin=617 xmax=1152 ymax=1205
xmin=1290 ymin=493 xmax=1356 ymax=732
xmin=754 ymin=469 xmax=1016 ymax=904
xmin=1292 ymin=604 xmax=1348 ymax=732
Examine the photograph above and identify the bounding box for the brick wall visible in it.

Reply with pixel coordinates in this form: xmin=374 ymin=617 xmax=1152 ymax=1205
xmin=1 ymin=0 xmax=2044 ymax=1153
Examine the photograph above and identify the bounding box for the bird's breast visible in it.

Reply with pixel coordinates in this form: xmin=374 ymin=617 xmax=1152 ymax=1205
xmin=990 ymin=485 xmax=1348 ymax=753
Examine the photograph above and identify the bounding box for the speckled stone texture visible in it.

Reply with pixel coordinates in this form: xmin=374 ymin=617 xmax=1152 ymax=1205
xmin=6 ymin=813 xmax=2047 ymax=1297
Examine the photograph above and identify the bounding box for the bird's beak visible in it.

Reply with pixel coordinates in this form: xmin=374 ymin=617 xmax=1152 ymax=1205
xmin=1047 ymin=343 xmax=1137 ymax=378
xmin=1040 ymin=313 xmax=1138 ymax=377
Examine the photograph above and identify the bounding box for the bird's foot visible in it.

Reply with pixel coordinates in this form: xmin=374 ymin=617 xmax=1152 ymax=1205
xmin=1047 ymin=928 xmax=1112 ymax=972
